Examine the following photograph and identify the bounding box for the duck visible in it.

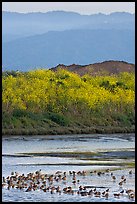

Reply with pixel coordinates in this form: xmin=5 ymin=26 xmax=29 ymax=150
xmin=106 ymin=168 xmax=110 ymax=173
xmin=80 ymin=191 xmax=88 ymax=196
xmin=102 ymin=191 xmax=106 ymax=196
xmin=72 ymin=176 xmax=76 ymax=180
xmin=56 ymin=186 xmax=61 ymax=193
xmin=97 ymin=172 xmax=102 ymax=176
xmin=2 ymin=176 xmax=6 ymax=183
xmin=129 ymin=170 xmax=132 ymax=174
xmin=112 ymin=175 xmax=116 ymax=181
xmin=104 ymin=192 xmax=109 ymax=199
xmin=2 ymin=183 xmax=7 ymax=188
xmin=88 ymin=189 xmax=93 ymax=196
xmin=113 ymin=193 xmax=120 ymax=198
xmin=11 ymin=171 xmax=14 ymax=176
xmin=69 ymin=171 xmax=73 ymax=175
xmin=77 ymin=179 xmax=80 ymax=183
xmin=72 ymin=171 xmax=76 ymax=176
xmin=118 ymin=181 xmax=123 ymax=186
xmin=94 ymin=191 xmax=101 ymax=197
xmin=43 ymin=188 xmax=47 ymax=192
xmin=50 ymin=186 xmax=56 ymax=194
xmin=55 ymin=171 xmax=62 ymax=174
xmin=25 ymin=186 xmax=32 ymax=192
xmin=82 ymin=170 xmax=86 ymax=176
xmin=72 ymin=180 xmax=76 ymax=184
xmin=63 ymin=172 xmax=66 ymax=176
xmin=62 ymin=176 xmax=67 ymax=181
xmin=123 ymin=178 xmax=126 ymax=183
xmin=128 ymin=193 xmax=135 ymax=200
xmin=120 ymin=189 xmax=124 ymax=194
xmin=77 ymin=171 xmax=82 ymax=175
xmin=63 ymin=187 xmax=68 ymax=192
xmin=79 ymin=185 xmax=83 ymax=191
xmin=126 ymin=189 xmax=134 ymax=194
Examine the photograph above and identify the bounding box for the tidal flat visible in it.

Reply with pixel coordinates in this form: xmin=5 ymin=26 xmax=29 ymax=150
xmin=2 ymin=133 xmax=135 ymax=202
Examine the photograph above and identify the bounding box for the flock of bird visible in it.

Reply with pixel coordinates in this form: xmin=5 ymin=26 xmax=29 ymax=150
xmin=2 ymin=168 xmax=135 ymax=201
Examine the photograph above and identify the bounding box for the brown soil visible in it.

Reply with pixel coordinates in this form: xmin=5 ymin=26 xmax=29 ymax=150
xmin=50 ymin=60 xmax=135 ymax=76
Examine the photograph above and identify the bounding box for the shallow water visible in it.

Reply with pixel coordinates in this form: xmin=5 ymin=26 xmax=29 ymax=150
xmin=2 ymin=133 xmax=135 ymax=202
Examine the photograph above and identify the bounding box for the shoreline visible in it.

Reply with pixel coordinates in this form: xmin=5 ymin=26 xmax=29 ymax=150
xmin=2 ymin=125 xmax=135 ymax=136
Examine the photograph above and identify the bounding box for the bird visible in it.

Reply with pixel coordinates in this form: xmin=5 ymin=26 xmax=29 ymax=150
xmin=102 ymin=191 xmax=106 ymax=196
xmin=2 ymin=177 xmax=6 ymax=183
xmin=129 ymin=170 xmax=132 ymax=174
xmin=72 ymin=176 xmax=76 ymax=180
xmin=129 ymin=193 xmax=135 ymax=200
xmin=79 ymin=185 xmax=83 ymax=191
xmin=82 ymin=170 xmax=86 ymax=176
xmin=112 ymin=175 xmax=116 ymax=181
xmin=55 ymin=171 xmax=62 ymax=174
xmin=94 ymin=191 xmax=101 ymax=197
xmin=63 ymin=187 xmax=68 ymax=192
xmin=126 ymin=189 xmax=134 ymax=194
xmin=69 ymin=171 xmax=73 ymax=175
xmin=2 ymin=168 xmax=135 ymax=201
xmin=62 ymin=176 xmax=67 ymax=181
xmin=63 ymin=172 xmax=66 ymax=176
xmin=113 ymin=193 xmax=120 ymax=198
xmin=72 ymin=180 xmax=76 ymax=184
xmin=88 ymin=189 xmax=93 ymax=196
xmin=93 ymin=187 xmax=96 ymax=192
xmin=97 ymin=172 xmax=102 ymax=176
xmin=123 ymin=178 xmax=126 ymax=183
xmin=105 ymin=192 xmax=109 ymax=199
xmin=120 ymin=189 xmax=124 ymax=194
xmin=2 ymin=183 xmax=7 ymax=188
xmin=80 ymin=191 xmax=88 ymax=196
xmin=119 ymin=181 xmax=123 ymax=186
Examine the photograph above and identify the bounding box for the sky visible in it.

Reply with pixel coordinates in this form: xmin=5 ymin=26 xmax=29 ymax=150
xmin=2 ymin=2 xmax=135 ymax=15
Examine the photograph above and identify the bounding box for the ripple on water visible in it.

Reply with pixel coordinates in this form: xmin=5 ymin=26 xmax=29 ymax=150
xmin=2 ymin=134 xmax=135 ymax=202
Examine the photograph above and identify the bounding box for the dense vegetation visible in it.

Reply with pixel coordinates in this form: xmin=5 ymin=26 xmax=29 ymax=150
xmin=2 ymin=69 xmax=135 ymax=135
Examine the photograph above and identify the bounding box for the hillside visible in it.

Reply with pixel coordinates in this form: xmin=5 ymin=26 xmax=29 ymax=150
xmin=2 ymin=69 xmax=135 ymax=135
xmin=2 ymin=29 xmax=135 ymax=71
xmin=50 ymin=61 xmax=135 ymax=76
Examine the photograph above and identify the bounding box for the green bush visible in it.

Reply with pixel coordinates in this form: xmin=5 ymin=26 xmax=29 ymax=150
xmin=12 ymin=109 xmax=29 ymax=118
xmin=45 ymin=112 xmax=70 ymax=126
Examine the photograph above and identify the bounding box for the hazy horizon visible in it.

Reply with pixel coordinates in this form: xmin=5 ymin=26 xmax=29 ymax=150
xmin=2 ymin=10 xmax=135 ymax=15
xmin=2 ymin=2 xmax=135 ymax=15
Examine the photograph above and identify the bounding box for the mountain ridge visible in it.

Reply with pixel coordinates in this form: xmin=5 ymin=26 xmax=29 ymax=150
xmin=2 ymin=11 xmax=135 ymax=39
xmin=2 ymin=11 xmax=135 ymax=71
xmin=2 ymin=29 xmax=135 ymax=71
xmin=50 ymin=60 xmax=135 ymax=76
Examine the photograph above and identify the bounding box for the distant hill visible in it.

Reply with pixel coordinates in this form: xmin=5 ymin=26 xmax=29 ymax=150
xmin=2 ymin=29 xmax=135 ymax=71
xmin=2 ymin=11 xmax=135 ymax=71
xmin=50 ymin=60 xmax=135 ymax=76
xmin=2 ymin=11 xmax=135 ymax=42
